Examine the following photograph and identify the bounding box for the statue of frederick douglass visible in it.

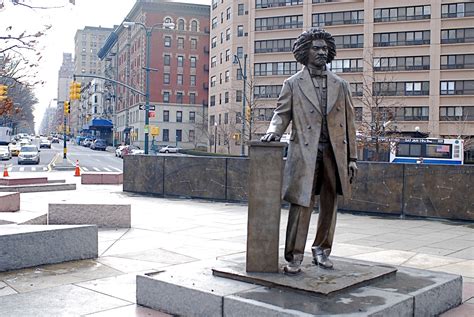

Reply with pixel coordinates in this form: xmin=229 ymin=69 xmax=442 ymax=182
xmin=261 ymin=28 xmax=358 ymax=274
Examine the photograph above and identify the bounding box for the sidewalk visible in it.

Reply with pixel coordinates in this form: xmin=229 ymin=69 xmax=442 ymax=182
xmin=0 ymin=171 xmax=472 ymax=316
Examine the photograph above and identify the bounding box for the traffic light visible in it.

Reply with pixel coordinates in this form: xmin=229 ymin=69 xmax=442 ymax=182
xmin=0 ymin=84 xmax=8 ymax=101
xmin=64 ymin=101 xmax=70 ymax=114
xmin=245 ymin=106 xmax=251 ymax=121
xmin=232 ymin=133 xmax=240 ymax=141
xmin=69 ymin=81 xmax=81 ymax=100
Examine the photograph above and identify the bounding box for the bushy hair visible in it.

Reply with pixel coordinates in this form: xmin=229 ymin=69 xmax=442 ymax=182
xmin=292 ymin=28 xmax=337 ymax=65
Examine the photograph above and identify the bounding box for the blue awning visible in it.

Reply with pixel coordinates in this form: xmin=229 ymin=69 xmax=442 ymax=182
xmin=89 ymin=119 xmax=113 ymax=128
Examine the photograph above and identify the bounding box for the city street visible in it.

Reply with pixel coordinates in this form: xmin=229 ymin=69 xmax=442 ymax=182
xmin=2 ymin=140 xmax=122 ymax=173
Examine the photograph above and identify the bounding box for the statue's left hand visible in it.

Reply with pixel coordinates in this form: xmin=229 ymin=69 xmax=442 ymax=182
xmin=348 ymin=161 xmax=358 ymax=184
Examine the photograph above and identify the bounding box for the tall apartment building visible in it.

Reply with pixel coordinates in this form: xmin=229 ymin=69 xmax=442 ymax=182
xmin=114 ymin=0 xmax=210 ymax=150
xmin=209 ymin=0 xmax=474 ymax=155
xmin=72 ymin=26 xmax=113 ymax=137
xmin=55 ymin=53 xmax=74 ymax=134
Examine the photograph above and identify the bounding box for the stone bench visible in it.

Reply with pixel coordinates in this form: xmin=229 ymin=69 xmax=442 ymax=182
xmin=0 ymin=225 xmax=98 ymax=272
xmin=0 ymin=192 xmax=20 ymax=212
xmin=48 ymin=203 xmax=131 ymax=228
xmin=81 ymin=172 xmax=123 ymax=185
xmin=0 ymin=177 xmax=48 ymax=186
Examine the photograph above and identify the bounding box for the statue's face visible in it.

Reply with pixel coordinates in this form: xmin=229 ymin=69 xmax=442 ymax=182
xmin=307 ymin=39 xmax=328 ymax=68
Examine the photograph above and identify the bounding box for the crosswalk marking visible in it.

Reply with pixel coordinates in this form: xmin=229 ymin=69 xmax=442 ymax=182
xmin=82 ymin=167 xmax=89 ymax=171
xmin=103 ymin=167 xmax=112 ymax=172
xmin=31 ymin=167 xmax=36 ymax=171
xmin=7 ymin=167 xmax=12 ymax=171
xmin=93 ymin=167 xmax=100 ymax=171
xmin=43 ymin=167 xmax=48 ymax=171
xmin=111 ymin=166 xmax=122 ymax=172
xmin=19 ymin=167 xmax=24 ymax=172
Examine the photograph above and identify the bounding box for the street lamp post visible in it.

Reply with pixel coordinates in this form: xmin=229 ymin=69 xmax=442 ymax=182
xmin=233 ymin=53 xmax=247 ymax=156
xmin=123 ymin=20 xmax=174 ymax=154
xmin=214 ymin=122 xmax=218 ymax=153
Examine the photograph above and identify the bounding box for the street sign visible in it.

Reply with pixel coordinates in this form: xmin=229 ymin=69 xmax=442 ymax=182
xmin=138 ymin=104 xmax=155 ymax=111
xmin=149 ymin=111 xmax=155 ymax=118
xmin=144 ymin=125 xmax=149 ymax=133
xmin=151 ymin=126 xmax=160 ymax=136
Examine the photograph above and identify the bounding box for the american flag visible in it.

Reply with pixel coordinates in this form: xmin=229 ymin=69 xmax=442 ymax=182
xmin=437 ymin=145 xmax=450 ymax=153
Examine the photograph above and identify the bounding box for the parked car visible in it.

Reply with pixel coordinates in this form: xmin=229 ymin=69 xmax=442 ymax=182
xmin=120 ymin=145 xmax=144 ymax=156
xmin=8 ymin=141 xmax=21 ymax=156
xmin=91 ymin=139 xmax=107 ymax=151
xmin=159 ymin=145 xmax=181 ymax=153
xmin=39 ymin=138 xmax=51 ymax=149
xmin=51 ymin=137 xmax=60 ymax=143
xmin=0 ymin=145 xmax=11 ymax=160
xmin=82 ymin=138 xmax=94 ymax=147
xmin=115 ymin=145 xmax=126 ymax=157
xmin=18 ymin=145 xmax=40 ymax=165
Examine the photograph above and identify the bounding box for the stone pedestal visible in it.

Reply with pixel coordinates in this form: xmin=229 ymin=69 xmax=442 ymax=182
xmin=246 ymin=141 xmax=286 ymax=273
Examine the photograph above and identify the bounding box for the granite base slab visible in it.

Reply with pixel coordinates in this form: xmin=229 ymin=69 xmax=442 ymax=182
xmin=136 ymin=258 xmax=462 ymax=316
xmin=213 ymin=257 xmax=396 ymax=296
xmin=0 ymin=192 xmax=20 ymax=212
xmin=0 ymin=224 xmax=98 ymax=272
xmin=0 ymin=183 xmax=76 ymax=193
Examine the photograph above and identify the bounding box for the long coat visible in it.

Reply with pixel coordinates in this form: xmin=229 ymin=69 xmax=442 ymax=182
xmin=266 ymin=67 xmax=357 ymax=208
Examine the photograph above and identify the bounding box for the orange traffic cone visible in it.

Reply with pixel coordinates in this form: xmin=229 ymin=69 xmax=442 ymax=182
xmin=3 ymin=165 xmax=9 ymax=177
xmin=74 ymin=160 xmax=81 ymax=177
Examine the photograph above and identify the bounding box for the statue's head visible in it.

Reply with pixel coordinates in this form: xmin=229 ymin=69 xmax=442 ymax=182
xmin=293 ymin=28 xmax=336 ymax=66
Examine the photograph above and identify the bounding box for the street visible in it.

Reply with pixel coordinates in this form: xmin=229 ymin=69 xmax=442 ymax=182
xmin=1 ymin=139 xmax=123 ymax=173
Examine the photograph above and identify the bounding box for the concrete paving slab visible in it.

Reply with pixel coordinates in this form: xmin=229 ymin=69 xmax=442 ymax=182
xmin=213 ymin=257 xmax=397 ymax=296
xmin=441 ymin=302 xmax=474 ymax=317
xmin=76 ymin=272 xmax=139 ymax=303
xmin=402 ymin=253 xmax=465 ymax=269
xmin=0 ymin=284 xmax=130 ymax=316
xmin=85 ymin=304 xmax=172 ymax=316
xmin=448 ymin=247 xmax=474 ymax=260
xmin=96 ymin=256 xmax=168 ymax=273
xmin=430 ymin=260 xmax=474 ymax=278
xmin=0 ymin=281 xmax=17 ymax=297
xmin=0 ymin=225 xmax=97 ymax=272
xmin=109 ymin=248 xmax=198 ymax=266
xmin=348 ymin=250 xmax=416 ymax=266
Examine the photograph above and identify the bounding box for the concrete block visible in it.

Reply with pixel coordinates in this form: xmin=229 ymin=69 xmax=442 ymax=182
xmin=0 ymin=192 xmax=20 ymax=212
xmin=0 ymin=225 xmax=98 ymax=272
xmin=0 ymin=183 xmax=76 ymax=193
xmin=81 ymin=173 xmax=123 ymax=185
xmin=48 ymin=203 xmax=131 ymax=228
xmin=20 ymin=214 xmax=47 ymax=225
xmin=0 ymin=177 xmax=48 ymax=186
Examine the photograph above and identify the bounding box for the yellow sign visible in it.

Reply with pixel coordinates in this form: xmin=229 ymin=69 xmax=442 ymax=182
xmin=151 ymin=126 xmax=160 ymax=136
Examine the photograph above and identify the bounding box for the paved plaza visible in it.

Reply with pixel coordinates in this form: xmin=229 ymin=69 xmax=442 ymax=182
xmin=0 ymin=171 xmax=472 ymax=316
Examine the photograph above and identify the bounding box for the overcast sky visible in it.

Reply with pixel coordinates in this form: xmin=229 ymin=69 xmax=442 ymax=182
xmin=0 ymin=0 xmax=210 ymax=132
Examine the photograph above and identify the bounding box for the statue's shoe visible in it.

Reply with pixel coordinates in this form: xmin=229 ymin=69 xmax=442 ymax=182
xmin=312 ymin=247 xmax=333 ymax=269
xmin=283 ymin=261 xmax=302 ymax=275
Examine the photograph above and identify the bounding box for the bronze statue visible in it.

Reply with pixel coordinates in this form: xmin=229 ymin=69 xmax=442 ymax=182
xmin=261 ymin=28 xmax=358 ymax=275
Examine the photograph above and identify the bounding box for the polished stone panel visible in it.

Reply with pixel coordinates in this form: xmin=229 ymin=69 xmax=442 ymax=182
xmin=0 ymin=225 xmax=97 ymax=272
xmin=246 ymin=142 xmax=286 ymax=273
xmin=164 ymin=156 xmax=226 ymax=200
xmin=226 ymin=157 xmax=249 ymax=201
xmin=403 ymin=164 xmax=474 ymax=220
xmin=123 ymin=155 xmax=164 ymax=195
xmin=213 ymin=257 xmax=397 ymax=296
xmin=48 ymin=203 xmax=131 ymax=228
xmin=82 ymin=172 xmax=123 ymax=185
xmin=0 ymin=192 xmax=20 ymax=212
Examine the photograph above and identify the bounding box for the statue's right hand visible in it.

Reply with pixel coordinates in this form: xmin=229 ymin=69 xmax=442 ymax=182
xmin=260 ymin=133 xmax=281 ymax=142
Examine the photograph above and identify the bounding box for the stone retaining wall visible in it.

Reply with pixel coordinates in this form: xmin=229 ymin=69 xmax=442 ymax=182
xmin=124 ymin=155 xmax=474 ymax=221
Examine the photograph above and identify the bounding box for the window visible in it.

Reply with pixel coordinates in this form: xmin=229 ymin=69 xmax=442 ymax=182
xmin=225 ymin=70 xmax=230 ymax=82
xmin=226 ymin=28 xmax=231 ymax=40
xmin=442 ymin=3 xmax=474 ymax=18
xmin=441 ymin=80 xmax=474 ymax=95
xmin=255 ymin=108 xmax=275 ymax=122
xmin=334 ymin=34 xmax=364 ymax=49
xmin=354 ymin=107 xmax=363 ymax=121
xmin=163 ymin=73 xmax=170 ymax=84
xmin=350 ymin=83 xmax=363 ymax=97
xmin=237 ymin=68 xmax=243 ymax=80
xmin=226 ymin=7 xmax=231 ymax=20
xmin=163 ymin=92 xmax=170 ymax=103
xmin=395 ymin=107 xmax=429 ymax=121
xmin=225 ymin=91 xmax=229 ymax=103
xmin=441 ymin=54 xmax=474 ymax=69
xmin=397 ymin=143 xmax=422 ymax=157
xmin=312 ymin=10 xmax=364 ymax=27
xmin=189 ymin=93 xmax=196 ymax=104
xmin=191 ymin=38 xmax=197 ymax=49
xmin=236 ymin=47 xmax=244 ymax=59
xmin=211 ymin=76 xmax=216 ymax=87
xmin=177 ymin=74 xmax=183 ymax=85
xmin=238 ymin=4 xmax=244 ymax=15
xmin=440 ymin=106 xmax=474 ymax=121
xmin=163 ymin=129 xmax=169 ymax=142
xmin=256 ymin=0 xmax=303 ymax=8
xmin=190 ymin=75 xmax=196 ymax=86
xmin=254 ymin=61 xmax=301 ymax=76
xmin=374 ymin=5 xmax=431 ymax=22
xmin=189 ymin=111 xmax=196 ymax=122
xmin=210 ymin=95 xmax=216 ymax=106
xmin=177 ymin=37 xmax=184 ymax=49
xmin=176 ymin=130 xmax=182 ymax=142
xmin=176 ymin=92 xmax=183 ymax=104
xmin=211 ymin=56 xmax=217 ymax=67
xmin=373 ymin=81 xmax=429 ymax=96
xmin=190 ymin=56 xmax=197 ymax=68
xmin=374 ymin=31 xmax=430 ymax=47
xmin=255 ymin=15 xmax=303 ymax=31
xmin=254 ymin=85 xmax=283 ymax=98
xmin=255 ymin=38 xmax=295 ymax=54
xmin=176 ymin=111 xmax=183 ymax=122
xmin=211 ymin=36 xmax=217 ymax=48
xmin=210 ymin=115 xmax=215 ymax=126
xmin=373 ymin=56 xmax=430 ymax=71
xmin=221 ymin=12 xmax=224 ymax=23
xmin=164 ymin=36 xmax=171 ymax=47
xmin=163 ymin=110 xmax=170 ymax=122
xmin=164 ymin=54 xmax=171 ymax=66
xmin=329 ymin=59 xmax=363 ymax=73
xmin=441 ymin=28 xmax=474 ymax=44
xmin=189 ymin=130 xmax=195 ymax=142
xmin=225 ymin=49 xmax=231 ymax=62
xmin=212 ymin=17 xmax=217 ymax=29
xmin=237 ymin=25 xmax=244 ymax=37
xmin=224 ymin=112 xmax=229 ymax=124
xmin=191 ymin=20 xmax=198 ymax=32
xmin=236 ymin=90 xmax=243 ymax=102
xmin=178 ymin=19 xmax=185 ymax=31
xmin=177 ymin=56 xmax=184 ymax=67
xmin=220 ymin=32 xmax=224 ymax=44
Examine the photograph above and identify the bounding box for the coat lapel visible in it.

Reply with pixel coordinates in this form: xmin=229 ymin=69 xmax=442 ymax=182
xmin=298 ymin=67 xmax=322 ymax=114
xmin=326 ymin=71 xmax=340 ymax=114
